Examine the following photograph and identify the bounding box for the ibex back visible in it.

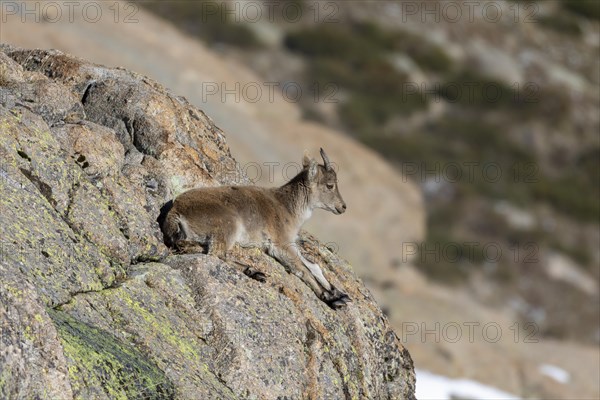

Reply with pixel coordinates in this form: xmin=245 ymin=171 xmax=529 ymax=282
xmin=162 ymin=149 xmax=350 ymax=308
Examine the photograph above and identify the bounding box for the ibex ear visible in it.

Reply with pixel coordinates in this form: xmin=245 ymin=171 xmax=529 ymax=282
xmin=302 ymin=150 xmax=311 ymax=168
xmin=307 ymin=159 xmax=318 ymax=180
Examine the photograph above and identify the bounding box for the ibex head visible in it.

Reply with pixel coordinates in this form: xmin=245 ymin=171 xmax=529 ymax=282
xmin=303 ymin=148 xmax=347 ymax=215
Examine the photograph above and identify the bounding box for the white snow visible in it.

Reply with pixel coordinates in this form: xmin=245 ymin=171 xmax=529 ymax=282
xmin=415 ymin=369 xmax=521 ymax=400
xmin=539 ymin=364 xmax=570 ymax=384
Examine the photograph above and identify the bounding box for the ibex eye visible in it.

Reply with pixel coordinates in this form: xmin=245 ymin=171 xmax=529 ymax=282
xmin=326 ymin=184 xmax=334 ymax=189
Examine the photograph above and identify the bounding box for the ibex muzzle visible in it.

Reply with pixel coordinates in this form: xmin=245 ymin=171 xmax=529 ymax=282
xmin=162 ymin=148 xmax=351 ymax=308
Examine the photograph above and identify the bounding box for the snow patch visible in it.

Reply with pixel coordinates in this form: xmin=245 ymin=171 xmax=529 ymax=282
xmin=539 ymin=364 xmax=570 ymax=384
xmin=416 ymin=369 xmax=521 ymax=400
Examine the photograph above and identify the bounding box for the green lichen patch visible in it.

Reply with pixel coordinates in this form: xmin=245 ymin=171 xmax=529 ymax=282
xmin=49 ymin=309 xmax=175 ymax=400
xmin=58 ymin=264 xmax=237 ymax=399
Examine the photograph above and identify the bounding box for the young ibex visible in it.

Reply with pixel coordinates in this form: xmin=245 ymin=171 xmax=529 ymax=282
xmin=162 ymin=149 xmax=350 ymax=308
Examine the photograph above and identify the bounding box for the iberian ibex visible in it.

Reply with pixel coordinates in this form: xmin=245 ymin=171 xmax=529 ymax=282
xmin=162 ymin=149 xmax=351 ymax=308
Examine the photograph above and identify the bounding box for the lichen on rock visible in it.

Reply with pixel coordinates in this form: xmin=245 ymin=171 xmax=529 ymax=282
xmin=0 ymin=45 xmax=415 ymax=399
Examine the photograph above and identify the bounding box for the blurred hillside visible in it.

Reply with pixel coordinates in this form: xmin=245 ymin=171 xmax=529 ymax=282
xmin=138 ymin=0 xmax=600 ymax=346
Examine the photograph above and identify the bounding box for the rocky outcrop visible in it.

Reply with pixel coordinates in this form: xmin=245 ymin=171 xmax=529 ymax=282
xmin=0 ymin=46 xmax=415 ymax=399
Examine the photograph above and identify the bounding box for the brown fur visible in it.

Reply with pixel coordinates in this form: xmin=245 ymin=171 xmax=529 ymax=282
xmin=162 ymin=149 xmax=350 ymax=308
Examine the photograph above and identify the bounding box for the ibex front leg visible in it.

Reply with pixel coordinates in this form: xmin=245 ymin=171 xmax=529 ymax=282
xmin=291 ymin=244 xmax=351 ymax=308
xmin=270 ymin=244 xmax=350 ymax=309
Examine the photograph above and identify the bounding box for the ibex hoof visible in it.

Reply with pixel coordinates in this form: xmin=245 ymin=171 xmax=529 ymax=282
xmin=325 ymin=292 xmax=351 ymax=309
xmin=244 ymin=267 xmax=267 ymax=283
xmin=329 ymin=296 xmax=350 ymax=309
xmin=251 ymin=272 xmax=267 ymax=283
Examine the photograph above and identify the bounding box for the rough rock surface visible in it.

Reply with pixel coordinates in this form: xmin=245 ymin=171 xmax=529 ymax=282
xmin=0 ymin=46 xmax=415 ymax=399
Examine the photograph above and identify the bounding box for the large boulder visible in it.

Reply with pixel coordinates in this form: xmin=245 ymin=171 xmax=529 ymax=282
xmin=0 ymin=46 xmax=415 ymax=399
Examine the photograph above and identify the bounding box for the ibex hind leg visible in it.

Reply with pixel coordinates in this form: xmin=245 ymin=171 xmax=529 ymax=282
xmin=168 ymin=217 xmax=207 ymax=254
xmin=162 ymin=212 xmax=183 ymax=248
xmin=163 ymin=213 xmax=206 ymax=253
xmin=205 ymin=220 xmax=240 ymax=259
